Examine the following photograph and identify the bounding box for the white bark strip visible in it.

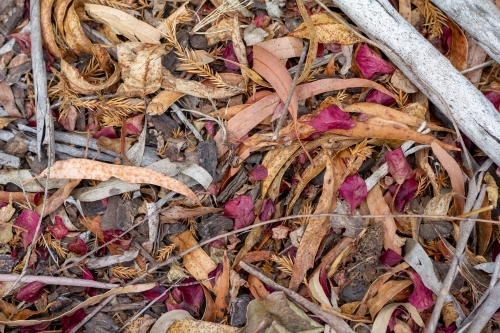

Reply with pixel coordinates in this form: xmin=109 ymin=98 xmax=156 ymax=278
xmin=430 ymin=0 xmax=500 ymax=64
xmin=332 ymin=0 xmax=500 ymax=166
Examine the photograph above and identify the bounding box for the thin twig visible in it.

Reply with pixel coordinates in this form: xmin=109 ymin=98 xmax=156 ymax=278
xmin=239 ymin=262 xmax=355 ymax=333
xmin=0 ymin=274 xmax=119 ymax=289
xmin=460 ymin=60 xmax=496 ymax=75
xmin=273 ymin=41 xmax=309 ymax=141
xmin=171 ymin=103 xmax=204 ymax=142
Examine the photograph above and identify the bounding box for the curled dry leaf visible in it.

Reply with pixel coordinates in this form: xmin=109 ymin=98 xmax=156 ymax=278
xmin=289 ymin=13 xmax=361 ymax=45
xmin=355 ymin=44 xmax=395 ymax=79
xmin=84 ymin=4 xmax=163 ymax=44
xmin=386 ymin=148 xmax=413 ymax=185
xmin=61 ymin=60 xmax=121 ymax=95
xmin=40 ymin=159 xmax=201 ymax=205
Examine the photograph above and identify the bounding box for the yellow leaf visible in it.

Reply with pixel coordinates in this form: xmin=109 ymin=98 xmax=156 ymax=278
xmin=289 ymin=13 xmax=362 ymax=44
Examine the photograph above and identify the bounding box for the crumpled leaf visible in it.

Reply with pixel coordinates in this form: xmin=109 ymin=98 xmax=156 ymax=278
xmin=407 ymin=270 xmax=434 ymax=311
xmin=390 ymin=176 xmax=418 ymax=212
xmin=16 ymin=282 xmax=46 ymax=303
xmin=222 ymin=43 xmax=240 ymax=70
xmin=289 ymin=13 xmax=361 ymax=45
xmin=248 ymin=165 xmax=268 ymax=181
xmin=14 ymin=210 xmax=42 ymax=249
xmin=356 ymin=44 xmax=395 ymax=79
xmin=385 ymin=147 xmax=412 ymax=184
xmin=379 ymin=249 xmax=404 ymax=266
xmin=306 ymin=105 xmax=354 ymax=133
xmin=241 ymin=292 xmax=323 ymax=333
xmin=67 ymin=238 xmax=88 ymax=255
xmin=365 ymin=89 xmax=396 ymax=106
xmin=48 ymin=216 xmax=69 ymax=239
xmin=338 ymin=174 xmax=367 ymax=213
xmin=223 ymin=196 xmax=255 ymax=230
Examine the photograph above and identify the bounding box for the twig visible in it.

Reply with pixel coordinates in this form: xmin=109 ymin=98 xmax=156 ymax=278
xmin=466 ymin=280 xmax=500 ymax=332
xmin=273 ymin=41 xmax=309 ymax=141
xmin=30 ymin=0 xmax=50 ymax=160
xmin=171 ymin=103 xmax=204 ymax=142
xmin=460 ymin=60 xmax=496 ymax=75
xmin=0 ymin=274 xmax=119 ymax=289
xmin=238 ymin=262 xmax=354 ymax=333
xmin=426 ymin=184 xmax=486 ymax=332
xmin=288 ymin=52 xmax=338 ymax=76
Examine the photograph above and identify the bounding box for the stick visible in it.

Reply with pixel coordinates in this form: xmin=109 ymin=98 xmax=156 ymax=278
xmin=238 ymin=262 xmax=355 ymax=333
xmin=0 ymin=274 xmax=118 ymax=289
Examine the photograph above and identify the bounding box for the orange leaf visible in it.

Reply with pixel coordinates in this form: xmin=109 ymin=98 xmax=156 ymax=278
xmin=431 ymin=142 xmax=465 ymax=214
xmin=41 ymin=159 xmax=201 ymax=205
xmin=214 ymin=252 xmax=230 ymax=319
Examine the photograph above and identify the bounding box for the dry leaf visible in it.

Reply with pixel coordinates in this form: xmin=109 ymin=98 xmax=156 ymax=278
xmin=85 ymin=4 xmax=163 ymax=43
xmin=367 ymin=279 xmax=413 ymax=318
xmin=117 ymin=43 xmax=167 ymax=97
xmin=40 ymin=159 xmax=201 ymax=205
xmin=289 ymin=13 xmax=361 ymax=45
xmin=170 ymin=231 xmax=217 ymax=290
xmin=214 ymin=253 xmax=230 ymax=319
xmin=256 ymin=37 xmax=304 ymax=59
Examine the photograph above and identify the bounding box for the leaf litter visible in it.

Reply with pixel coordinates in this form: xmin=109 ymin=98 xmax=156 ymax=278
xmin=0 ymin=0 xmax=500 ymax=332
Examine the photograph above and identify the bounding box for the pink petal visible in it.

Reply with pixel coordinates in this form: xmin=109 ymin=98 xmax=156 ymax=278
xmin=92 ymin=126 xmax=118 ymax=139
xmin=259 ymin=199 xmax=275 ymax=222
xmin=223 ymin=195 xmax=255 ymax=230
xmin=379 ymin=249 xmax=404 ymax=266
xmin=356 ymin=44 xmax=394 ymax=79
xmin=306 ymin=105 xmax=354 ymax=133
xmin=61 ymin=308 xmax=86 ymax=333
xmin=67 ymin=238 xmax=88 ymax=255
xmin=15 ymin=210 xmax=43 ymax=249
xmin=484 ymin=91 xmax=500 ymax=112
xmin=58 ymin=106 xmax=78 ymax=131
xmin=389 ymin=176 xmax=418 ymax=212
xmin=385 ymin=148 xmax=412 ymax=184
xmin=223 ymin=43 xmax=240 ymax=71
xmin=365 ymin=89 xmax=396 ymax=106
xmin=205 ymin=121 xmax=216 ymax=136
xmin=48 ymin=216 xmax=68 ymax=239
xmin=126 ymin=114 xmax=144 ymax=135
xmin=338 ymin=175 xmax=367 ymax=214
xmin=408 ymin=270 xmax=434 ymax=311
xmin=249 ymin=165 xmax=268 ymax=181
xmin=16 ymin=281 xmax=46 ymax=302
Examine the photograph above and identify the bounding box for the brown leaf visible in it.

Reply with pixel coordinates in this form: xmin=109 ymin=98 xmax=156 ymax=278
xmin=61 ymin=59 xmax=121 ymax=95
xmin=256 ymin=37 xmax=304 ymax=59
xmin=160 ymin=206 xmax=222 ymax=223
xmin=214 ymin=252 xmax=230 ymax=319
xmin=40 ymin=159 xmax=201 ymax=205
xmin=0 ymin=81 xmax=22 ymax=117
xmin=430 ymin=142 xmax=465 ymax=214
xmin=366 ymin=184 xmax=401 ymax=254
xmin=35 ymin=179 xmax=81 ymax=217
xmin=170 ymin=231 xmax=217 ymax=290
xmin=289 ymin=153 xmax=340 ymax=291
xmin=367 ymin=279 xmax=413 ymax=318
xmin=85 ymin=4 xmax=163 ymax=43
xmin=447 ymin=18 xmax=468 ymax=71
xmin=147 ymin=90 xmax=185 ymax=115
xmin=40 ymin=0 xmax=62 ymax=59
xmin=289 ymin=13 xmax=361 ymax=45
xmin=117 ymin=43 xmax=166 ymax=97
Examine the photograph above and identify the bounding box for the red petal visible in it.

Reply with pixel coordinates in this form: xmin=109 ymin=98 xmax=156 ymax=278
xmin=356 ymin=44 xmax=394 ymax=79
xmin=15 ymin=210 xmax=43 ymax=249
xmin=67 ymin=238 xmax=88 ymax=255
xmin=48 ymin=216 xmax=69 ymax=239
xmin=61 ymin=308 xmax=86 ymax=333
xmin=259 ymin=199 xmax=275 ymax=222
xmin=379 ymin=249 xmax=404 ymax=266
xmin=408 ymin=270 xmax=434 ymax=310
xmin=92 ymin=126 xmax=118 ymax=139
xmin=205 ymin=121 xmax=216 ymax=137
xmin=174 ymin=277 xmax=204 ymax=315
xmin=365 ymin=89 xmax=396 ymax=106
xmin=484 ymin=91 xmax=500 ymax=112
xmin=248 ymin=165 xmax=268 ymax=181
xmin=389 ymin=176 xmax=418 ymax=212
xmin=141 ymin=286 xmax=169 ymax=302
xmin=385 ymin=148 xmax=412 ymax=184
xmin=338 ymin=175 xmax=367 ymax=214
xmin=223 ymin=195 xmax=256 ymax=230
xmin=306 ymin=105 xmax=354 ymax=133
xmin=222 ymin=43 xmax=240 ymax=71
xmin=16 ymin=281 xmax=46 ymax=302
xmin=58 ymin=106 xmax=78 ymax=131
